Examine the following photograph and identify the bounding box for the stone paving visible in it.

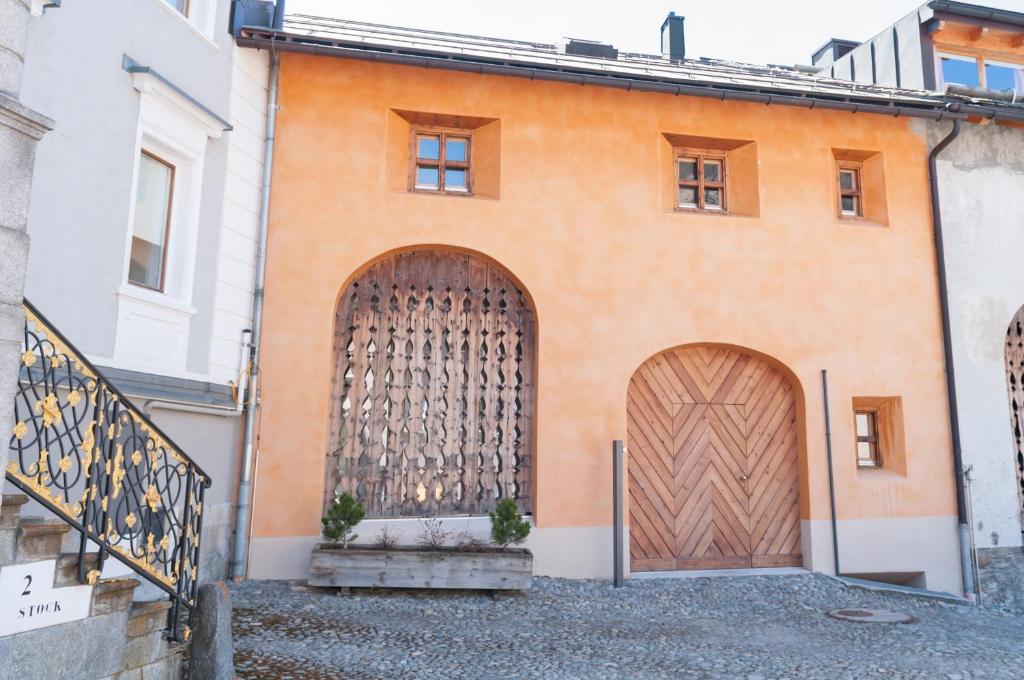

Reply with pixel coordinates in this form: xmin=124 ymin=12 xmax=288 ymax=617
xmin=230 ymin=574 xmax=1024 ymax=679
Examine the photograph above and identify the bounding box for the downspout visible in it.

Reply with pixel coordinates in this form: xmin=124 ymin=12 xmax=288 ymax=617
xmin=927 ymin=118 xmax=976 ymax=601
xmin=231 ymin=48 xmax=280 ymax=581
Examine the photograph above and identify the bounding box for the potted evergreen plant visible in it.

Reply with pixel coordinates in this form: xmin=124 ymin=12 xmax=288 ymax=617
xmin=308 ymin=497 xmax=534 ymax=591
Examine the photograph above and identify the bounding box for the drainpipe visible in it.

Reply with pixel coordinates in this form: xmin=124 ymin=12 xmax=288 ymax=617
xmin=927 ymin=118 xmax=976 ymax=601
xmin=231 ymin=48 xmax=280 ymax=581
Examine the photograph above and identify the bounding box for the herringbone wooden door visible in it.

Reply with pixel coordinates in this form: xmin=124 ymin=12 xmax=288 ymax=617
xmin=628 ymin=346 xmax=801 ymax=571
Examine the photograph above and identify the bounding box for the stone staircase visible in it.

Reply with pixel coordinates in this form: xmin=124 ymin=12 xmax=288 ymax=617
xmin=0 ymin=494 xmax=186 ymax=679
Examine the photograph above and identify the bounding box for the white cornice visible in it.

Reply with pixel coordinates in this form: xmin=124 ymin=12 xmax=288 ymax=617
xmin=131 ymin=71 xmax=226 ymax=140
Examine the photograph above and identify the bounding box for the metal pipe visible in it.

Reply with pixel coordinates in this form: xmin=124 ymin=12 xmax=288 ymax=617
xmin=927 ymin=119 xmax=976 ymax=601
xmin=821 ymin=370 xmax=841 ymax=576
xmin=231 ymin=48 xmax=280 ymax=581
xmin=612 ymin=440 xmax=624 ymax=587
xmin=142 ymin=399 xmax=241 ymax=418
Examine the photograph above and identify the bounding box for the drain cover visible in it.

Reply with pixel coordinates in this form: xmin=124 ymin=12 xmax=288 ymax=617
xmin=826 ymin=608 xmax=917 ymax=624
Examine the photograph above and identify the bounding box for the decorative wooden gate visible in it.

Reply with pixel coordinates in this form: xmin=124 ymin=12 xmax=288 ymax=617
xmin=627 ymin=345 xmax=801 ymax=571
xmin=326 ymin=250 xmax=535 ymax=518
xmin=1005 ymin=308 xmax=1024 ymax=525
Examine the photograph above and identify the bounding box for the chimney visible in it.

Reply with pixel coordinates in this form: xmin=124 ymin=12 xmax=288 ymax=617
xmin=661 ymin=12 xmax=685 ymax=61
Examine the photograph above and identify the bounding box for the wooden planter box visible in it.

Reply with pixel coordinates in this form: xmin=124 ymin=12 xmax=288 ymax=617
xmin=308 ymin=544 xmax=533 ymax=591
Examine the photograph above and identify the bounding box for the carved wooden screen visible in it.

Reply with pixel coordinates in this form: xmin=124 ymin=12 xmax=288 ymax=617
xmin=1005 ymin=309 xmax=1024 ymax=525
xmin=326 ymin=250 xmax=535 ymax=518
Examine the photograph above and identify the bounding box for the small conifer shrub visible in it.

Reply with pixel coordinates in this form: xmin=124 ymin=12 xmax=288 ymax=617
xmin=489 ymin=498 xmax=530 ymax=549
xmin=322 ymin=493 xmax=366 ymax=547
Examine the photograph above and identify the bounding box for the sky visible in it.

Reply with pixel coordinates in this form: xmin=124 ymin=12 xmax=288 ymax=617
xmin=286 ymin=0 xmax=1024 ymax=66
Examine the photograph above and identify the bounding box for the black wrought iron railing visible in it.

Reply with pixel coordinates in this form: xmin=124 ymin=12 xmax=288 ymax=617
xmin=6 ymin=300 xmax=210 ymax=642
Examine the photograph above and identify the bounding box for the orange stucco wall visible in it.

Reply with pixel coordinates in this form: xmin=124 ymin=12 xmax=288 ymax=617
xmin=251 ymin=53 xmax=957 ymax=540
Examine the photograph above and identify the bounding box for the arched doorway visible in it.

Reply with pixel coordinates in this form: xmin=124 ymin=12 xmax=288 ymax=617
xmin=325 ymin=249 xmax=536 ymax=518
xmin=627 ymin=345 xmax=801 ymax=571
xmin=1005 ymin=308 xmax=1024 ymax=525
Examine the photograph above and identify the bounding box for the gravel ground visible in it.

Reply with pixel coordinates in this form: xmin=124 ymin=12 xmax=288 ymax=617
xmin=230 ymin=574 xmax=1024 ymax=679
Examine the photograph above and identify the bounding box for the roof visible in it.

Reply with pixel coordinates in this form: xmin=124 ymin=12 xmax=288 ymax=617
xmin=927 ymin=0 xmax=1024 ymax=28
xmin=235 ymin=14 xmax=1024 ymax=123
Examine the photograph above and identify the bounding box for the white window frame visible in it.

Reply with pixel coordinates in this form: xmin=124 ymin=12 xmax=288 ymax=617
xmin=112 ymin=69 xmax=225 ymax=377
xmin=148 ymin=0 xmax=219 ymax=47
xmin=936 ymin=52 xmax=981 ymax=89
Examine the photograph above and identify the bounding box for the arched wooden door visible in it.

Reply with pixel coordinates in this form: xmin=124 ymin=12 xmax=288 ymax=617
xmin=1005 ymin=308 xmax=1024 ymax=525
xmin=326 ymin=249 xmax=535 ymax=518
xmin=627 ymin=345 xmax=801 ymax=571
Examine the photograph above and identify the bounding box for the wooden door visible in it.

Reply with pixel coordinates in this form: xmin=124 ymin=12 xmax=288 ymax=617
xmin=628 ymin=346 xmax=801 ymax=571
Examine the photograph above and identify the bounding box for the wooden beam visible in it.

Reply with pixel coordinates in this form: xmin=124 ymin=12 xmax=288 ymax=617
xmin=1011 ymin=33 xmax=1024 ymax=49
xmin=969 ymin=26 xmax=989 ymax=42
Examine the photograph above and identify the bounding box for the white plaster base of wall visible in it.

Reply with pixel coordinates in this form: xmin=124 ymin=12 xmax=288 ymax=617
xmin=801 ymin=516 xmax=962 ymax=595
xmin=250 ymin=515 xmax=962 ymax=593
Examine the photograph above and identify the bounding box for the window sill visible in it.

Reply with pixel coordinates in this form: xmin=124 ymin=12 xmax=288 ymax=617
xmin=671 ymin=208 xmax=758 ymax=219
xmin=146 ymin=0 xmax=220 ymax=51
xmin=836 ymin=216 xmax=888 ymax=229
xmin=855 ymin=466 xmax=907 ymax=480
xmin=118 ymin=284 xmax=197 ymax=316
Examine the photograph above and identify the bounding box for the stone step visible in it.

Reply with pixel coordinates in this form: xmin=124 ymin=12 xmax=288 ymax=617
xmin=54 ymin=550 xmax=101 ymax=587
xmin=91 ymin=577 xmax=140 ymax=616
xmin=121 ymin=627 xmax=171 ymax=671
xmin=16 ymin=518 xmax=71 ymax=564
xmin=0 ymin=494 xmax=29 ymax=528
xmin=127 ymin=600 xmax=172 ymax=639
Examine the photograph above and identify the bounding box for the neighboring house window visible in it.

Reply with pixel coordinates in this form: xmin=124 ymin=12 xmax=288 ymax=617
xmin=676 ymin=151 xmax=726 ymax=212
xmin=162 ymin=0 xmax=189 ymax=16
xmin=411 ymin=128 xmax=471 ymax=194
xmin=855 ymin=409 xmax=881 ymax=468
xmin=128 ymin=151 xmax=174 ymax=291
xmin=938 ymin=52 xmax=1024 ymax=95
xmin=838 ymin=163 xmax=863 ymax=218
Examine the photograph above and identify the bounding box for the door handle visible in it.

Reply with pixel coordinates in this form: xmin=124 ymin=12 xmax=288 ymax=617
xmin=739 ymin=474 xmax=748 ymax=481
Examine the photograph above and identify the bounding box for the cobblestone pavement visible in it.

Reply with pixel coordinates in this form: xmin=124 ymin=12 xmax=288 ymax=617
xmin=230 ymin=574 xmax=1024 ymax=679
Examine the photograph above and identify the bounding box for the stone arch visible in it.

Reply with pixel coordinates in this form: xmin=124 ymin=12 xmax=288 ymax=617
xmin=325 ymin=247 xmax=536 ymax=518
xmin=627 ymin=343 xmax=803 ymax=571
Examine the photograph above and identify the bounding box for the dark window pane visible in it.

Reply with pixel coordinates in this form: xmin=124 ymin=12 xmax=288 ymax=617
xmin=446 ymin=138 xmax=468 ymax=162
xmin=445 ymin=168 xmax=467 ymax=191
xmin=704 ymin=160 xmax=722 ymax=182
xmin=417 ymin=136 xmax=440 ymax=160
xmin=128 ymin=153 xmax=173 ymax=290
xmin=839 ymin=170 xmax=856 ymax=191
xmin=415 ymin=165 xmax=439 ymax=189
xmin=986 ymin=62 xmax=1024 ymax=94
xmin=679 ymin=185 xmax=698 ymax=207
xmin=678 ymin=159 xmax=698 ymax=181
xmin=704 ymin=187 xmax=723 ymax=210
xmin=841 ymin=195 xmax=857 ymax=214
xmin=940 ymin=55 xmax=980 ymax=88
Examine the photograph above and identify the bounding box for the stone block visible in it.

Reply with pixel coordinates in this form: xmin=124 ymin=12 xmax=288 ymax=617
xmin=0 ymin=0 xmax=29 ymax=98
xmin=0 ymin=494 xmax=28 ymax=528
xmin=0 ymin=113 xmax=40 ymax=232
xmin=54 ymin=551 xmax=100 ymax=587
xmin=122 ymin=628 xmax=169 ymax=670
xmin=0 ymin=227 xmax=29 ymax=305
xmin=188 ymin=581 xmax=234 ymax=680
xmin=92 ymin=578 xmax=141 ymax=615
xmin=0 ymin=527 xmax=14 ymax=565
xmin=127 ymin=600 xmax=172 ymax=638
xmin=15 ymin=518 xmax=71 ymax=563
xmin=0 ymin=609 xmax=128 ymax=679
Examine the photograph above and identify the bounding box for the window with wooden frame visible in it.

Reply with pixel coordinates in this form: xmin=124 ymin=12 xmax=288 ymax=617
xmin=838 ymin=162 xmax=863 ymax=218
xmin=128 ymin=150 xmax=174 ymax=292
xmin=854 ymin=409 xmax=882 ymax=468
xmin=410 ymin=128 xmax=472 ymax=195
xmin=676 ymin=150 xmax=726 ymax=212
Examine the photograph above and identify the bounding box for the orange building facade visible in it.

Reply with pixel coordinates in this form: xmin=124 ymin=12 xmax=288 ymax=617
xmin=244 ymin=31 xmax=964 ymax=592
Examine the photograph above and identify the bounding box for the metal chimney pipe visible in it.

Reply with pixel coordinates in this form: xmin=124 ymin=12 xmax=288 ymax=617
xmin=661 ymin=12 xmax=686 ymax=61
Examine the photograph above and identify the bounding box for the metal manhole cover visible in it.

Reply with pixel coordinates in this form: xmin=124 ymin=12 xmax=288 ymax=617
xmin=826 ymin=608 xmax=917 ymax=624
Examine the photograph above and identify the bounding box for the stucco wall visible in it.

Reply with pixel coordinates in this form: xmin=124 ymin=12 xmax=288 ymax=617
xmin=926 ymin=119 xmax=1024 ymax=551
xmin=247 ymin=54 xmax=962 ymax=585
xmin=18 ymin=0 xmax=235 ymax=374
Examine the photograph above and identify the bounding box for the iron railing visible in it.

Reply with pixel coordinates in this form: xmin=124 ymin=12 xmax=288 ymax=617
xmin=6 ymin=300 xmax=210 ymax=642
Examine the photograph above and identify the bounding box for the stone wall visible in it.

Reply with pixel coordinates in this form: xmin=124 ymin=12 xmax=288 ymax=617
xmin=977 ymin=546 xmax=1024 ymax=614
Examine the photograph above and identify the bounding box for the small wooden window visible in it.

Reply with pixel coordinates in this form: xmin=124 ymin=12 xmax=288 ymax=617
xmin=128 ymin=151 xmax=174 ymax=292
xmin=676 ymin=150 xmax=727 ymax=212
xmin=854 ymin=409 xmax=881 ymax=468
xmin=410 ymin=127 xmax=472 ymax=195
xmin=838 ymin=163 xmax=863 ymax=218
